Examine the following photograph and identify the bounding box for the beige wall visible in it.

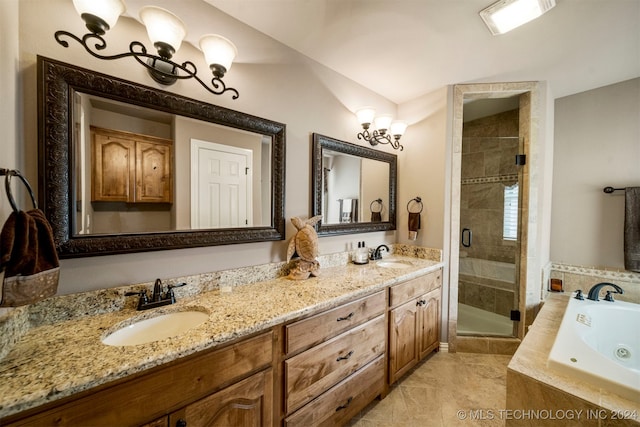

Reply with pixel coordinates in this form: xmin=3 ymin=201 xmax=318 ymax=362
xmin=4 ymin=0 xmax=635 ymax=309
xmin=0 ymin=0 xmax=19 ymax=222
xmin=551 ymin=78 xmax=640 ymax=269
xmin=8 ymin=0 xmax=401 ymax=294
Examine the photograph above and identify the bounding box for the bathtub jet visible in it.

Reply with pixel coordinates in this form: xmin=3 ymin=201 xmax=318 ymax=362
xmin=547 ymin=296 xmax=639 ymax=402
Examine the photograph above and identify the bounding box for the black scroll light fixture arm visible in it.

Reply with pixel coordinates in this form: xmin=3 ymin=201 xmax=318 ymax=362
xmin=54 ymin=5 xmax=239 ymax=99
xmin=355 ymin=108 xmax=407 ymax=151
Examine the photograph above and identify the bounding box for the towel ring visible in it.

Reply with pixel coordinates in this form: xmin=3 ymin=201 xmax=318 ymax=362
xmin=407 ymin=196 xmax=423 ymax=214
xmin=3 ymin=169 xmax=38 ymax=212
xmin=370 ymin=198 xmax=383 ymax=213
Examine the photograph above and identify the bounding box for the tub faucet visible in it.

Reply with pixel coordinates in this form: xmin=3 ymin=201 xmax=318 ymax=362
xmin=371 ymin=244 xmax=390 ymax=260
xmin=586 ymin=282 xmax=624 ymax=302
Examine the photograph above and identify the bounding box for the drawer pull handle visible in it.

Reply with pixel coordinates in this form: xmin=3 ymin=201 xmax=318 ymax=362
xmin=336 ymin=396 xmax=353 ymax=412
xmin=336 ymin=350 xmax=354 ymax=361
xmin=176 ymin=419 xmax=187 ymax=427
xmin=337 ymin=312 xmax=354 ymax=322
xmin=417 ymin=299 xmax=426 ymax=307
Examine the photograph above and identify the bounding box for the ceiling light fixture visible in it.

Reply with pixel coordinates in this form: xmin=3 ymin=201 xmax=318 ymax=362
xmin=480 ymin=0 xmax=556 ymax=35
xmin=355 ymin=107 xmax=407 ymax=151
xmin=55 ymin=0 xmax=239 ymax=99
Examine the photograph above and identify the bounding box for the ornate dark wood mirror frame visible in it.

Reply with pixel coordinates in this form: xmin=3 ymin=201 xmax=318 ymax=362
xmin=37 ymin=56 xmax=286 ymax=258
xmin=311 ymin=133 xmax=397 ymax=236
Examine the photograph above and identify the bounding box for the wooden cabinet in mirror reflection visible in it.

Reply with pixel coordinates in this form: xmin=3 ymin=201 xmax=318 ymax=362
xmin=38 ymin=56 xmax=286 ymax=257
xmin=91 ymin=127 xmax=173 ymax=204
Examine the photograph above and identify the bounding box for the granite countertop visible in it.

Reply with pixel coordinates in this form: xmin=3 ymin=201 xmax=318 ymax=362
xmin=0 ymin=255 xmax=441 ymax=419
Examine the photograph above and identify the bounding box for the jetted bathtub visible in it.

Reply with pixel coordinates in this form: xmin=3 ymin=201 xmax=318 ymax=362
xmin=547 ymin=295 xmax=640 ymax=401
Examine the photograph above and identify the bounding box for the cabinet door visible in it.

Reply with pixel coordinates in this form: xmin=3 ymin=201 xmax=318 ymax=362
xmin=417 ymin=288 xmax=441 ymax=360
xmin=169 ymin=369 xmax=272 ymax=427
xmin=388 ymin=298 xmax=419 ymax=384
xmin=136 ymin=140 xmax=172 ymax=203
xmin=92 ymin=134 xmax=135 ymax=202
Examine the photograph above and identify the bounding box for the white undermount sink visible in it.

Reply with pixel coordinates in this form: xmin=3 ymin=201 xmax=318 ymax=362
xmin=102 ymin=310 xmax=209 ymax=346
xmin=376 ymin=259 xmax=413 ymax=269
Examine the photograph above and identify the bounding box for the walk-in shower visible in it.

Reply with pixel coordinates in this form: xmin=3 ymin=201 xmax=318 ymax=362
xmin=457 ymin=126 xmax=523 ymax=337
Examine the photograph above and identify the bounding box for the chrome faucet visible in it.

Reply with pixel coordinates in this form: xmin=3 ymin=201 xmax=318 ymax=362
xmin=586 ymin=282 xmax=624 ymax=302
xmin=126 ymin=279 xmax=187 ymax=310
xmin=370 ymin=244 xmax=390 ymax=260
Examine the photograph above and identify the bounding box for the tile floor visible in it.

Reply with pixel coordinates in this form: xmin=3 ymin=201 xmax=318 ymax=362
xmin=348 ymin=352 xmax=512 ymax=427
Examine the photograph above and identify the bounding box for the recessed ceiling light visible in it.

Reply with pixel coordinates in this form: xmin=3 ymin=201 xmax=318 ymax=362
xmin=480 ymin=0 xmax=556 ymax=35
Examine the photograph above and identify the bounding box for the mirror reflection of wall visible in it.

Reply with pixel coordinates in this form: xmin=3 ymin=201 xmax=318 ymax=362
xmin=362 ymin=159 xmax=389 ymax=222
xmin=323 ymin=150 xmax=360 ymax=223
xmin=321 ymin=150 xmax=390 ymax=225
xmin=74 ymin=93 xmax=174 ymax=235
xmin=73 ymin=94 xmax=272 ymax=236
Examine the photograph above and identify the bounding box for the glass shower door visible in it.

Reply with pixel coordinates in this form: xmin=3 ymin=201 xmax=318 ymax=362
xmin=457 ymin=136 xmax=522 ymax=337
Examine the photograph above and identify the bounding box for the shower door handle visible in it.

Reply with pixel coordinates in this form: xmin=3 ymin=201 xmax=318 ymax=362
xmin=462 ymin=228 xmax=472 ymax=247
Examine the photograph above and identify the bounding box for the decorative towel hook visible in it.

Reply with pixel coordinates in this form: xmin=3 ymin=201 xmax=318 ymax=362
xmin=370 ymin=198 xmax=383 ymax=213
xmin=1 ymin=168 xmax=38 ymax=212
xmin=407 ymin=196 xmax=423 ymax=213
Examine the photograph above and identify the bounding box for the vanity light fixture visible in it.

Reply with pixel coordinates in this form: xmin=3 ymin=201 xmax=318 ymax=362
xmin=479 ymin=0 xmax=556 ymax=35
xmin=55 ymin=0 xmax=239 ymax=99
xmin=355 ymin=107 xmax=407 ymax=151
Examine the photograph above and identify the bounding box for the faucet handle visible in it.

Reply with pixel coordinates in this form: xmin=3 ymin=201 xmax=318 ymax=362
xmin=125 ymin=290 xmax=149 ymax=308
xmin=574 ymin=289 xmax=584 ymax=300
xmin=604 ymin=290 xmax=616 ymax=302
xmin=166 ymin=282 xmax=188 ymax=303
xmin=167 ymin=282 xmax=187 ymax=292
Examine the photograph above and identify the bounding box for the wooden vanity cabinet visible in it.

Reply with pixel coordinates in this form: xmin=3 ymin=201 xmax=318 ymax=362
xmin=92 ymin=126 xmax=173 ymax=203
xmin=3 ymin=332 xmax=273 ymax=427
xmin=388 ymin=269 xmax=442 ymax=384
xmin=281 ymin=291 xmax=387 ymax=427
xmin=168 ymin=368 xmax=272 ymax=427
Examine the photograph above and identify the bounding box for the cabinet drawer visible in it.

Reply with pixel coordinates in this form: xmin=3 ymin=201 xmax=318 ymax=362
xmin=389 ymin=269 xmax=441 ymax=308
xmin=285 ymin=291 xmax=385 ymax=354
xmin=285 ymin=315 xmax=385 ymax=414
xmin=284 ymin=356 xmax=385 ymax=427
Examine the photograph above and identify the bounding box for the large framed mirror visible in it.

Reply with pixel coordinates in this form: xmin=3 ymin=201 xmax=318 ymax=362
xmin=38 ymin=56 xmax=286 ymax=258
xmin=312 ymin=133 xmax=397 ymax=236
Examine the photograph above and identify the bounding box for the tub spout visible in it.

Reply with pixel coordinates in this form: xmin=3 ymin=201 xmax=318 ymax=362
xmin=586 ymin=282 xmax=624 ymax=302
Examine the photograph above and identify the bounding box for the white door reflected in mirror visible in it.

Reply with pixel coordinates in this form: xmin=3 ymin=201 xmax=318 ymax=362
xmin=191 ymin=139 xmax=253 ymax=229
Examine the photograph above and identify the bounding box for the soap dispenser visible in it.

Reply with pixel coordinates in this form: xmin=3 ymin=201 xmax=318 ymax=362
xmin=354 ymin=241 xmax=369 ymax=265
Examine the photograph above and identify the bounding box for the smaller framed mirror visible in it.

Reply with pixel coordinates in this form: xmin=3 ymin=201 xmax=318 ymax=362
xmin=312 ymin=133 xmax=397 ymax=236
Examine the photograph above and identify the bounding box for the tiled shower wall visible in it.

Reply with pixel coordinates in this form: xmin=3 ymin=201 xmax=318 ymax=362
xmin=460 ymin=109 xmax=520 ymax=312
xmin=459 ymin=275 xmax=514 ymax=317
xmin=461 ymin=109 xmax=520 ymax=263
